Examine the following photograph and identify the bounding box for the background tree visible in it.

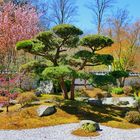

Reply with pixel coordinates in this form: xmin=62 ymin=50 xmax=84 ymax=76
xmin=49 ymin=0 xmax=77 ymax=25
xmin=11 ymin=0 xmax=28 ymax=5
xmin=87 ymin=0 xmax=115 ymax=34
xmin=103 ymin=9 xmax=140 ymax=72
xmin=0 ymin=2 xmax=40 ymax=70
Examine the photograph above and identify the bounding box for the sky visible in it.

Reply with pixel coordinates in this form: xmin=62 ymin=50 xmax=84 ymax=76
xmin=74 ymin=0 xmax=140 ymax=33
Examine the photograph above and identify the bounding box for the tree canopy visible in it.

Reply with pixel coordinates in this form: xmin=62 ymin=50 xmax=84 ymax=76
xmin=16 ymin=24 xmax=114 ymax=100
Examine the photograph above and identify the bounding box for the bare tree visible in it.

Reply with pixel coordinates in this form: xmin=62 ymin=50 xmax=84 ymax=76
xmin=103 ymin=9 xmax=139 ymax=87
xmin=104 ymin=9 xmax=140 ymax=86
xmin=49 ymin=0 xmax=77 ymax=25
xmin=106 ymin=8 xmax=129 ymax=61
xmin=87 ymin=0 xmax=115 ymax=34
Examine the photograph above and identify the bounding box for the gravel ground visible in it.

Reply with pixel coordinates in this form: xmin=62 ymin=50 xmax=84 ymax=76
xmin=0 ymin=123 xmax=140 ymax=140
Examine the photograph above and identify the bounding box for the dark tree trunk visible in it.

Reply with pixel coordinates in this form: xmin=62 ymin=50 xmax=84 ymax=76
xmin=119 ymin=77 xmax=126 ymax=87
xmin=6 ymin=106 xmax=9 ymax=112
xmin=60 ymin=78 xmax=68 ymax=99
xmin=70 ymin=78 xmax=75 ymax=100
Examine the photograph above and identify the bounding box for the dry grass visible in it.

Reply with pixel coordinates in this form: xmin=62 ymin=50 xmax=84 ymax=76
xmin=84 ymin=88 xmax=127 ymax=98
xmin=84 ymin=88 xmax=103 ymax=98
xmin=72 ymin=128 xmax=100 ymax=137
xmin=0 ymin=106 xmax=79 ymax=130
xmin=103 ymin=121 xmax=140 ymax=129
xmin=0 ymin=93 xmax=140 ymax=130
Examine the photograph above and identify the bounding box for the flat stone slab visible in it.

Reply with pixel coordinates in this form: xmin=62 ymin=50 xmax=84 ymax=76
xmin=102 ymin=97 xmax=137 ymax=107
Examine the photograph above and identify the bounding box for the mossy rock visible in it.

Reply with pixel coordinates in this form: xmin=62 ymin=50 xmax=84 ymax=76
xmin=80 ymin=120 xmax=100 ymax=132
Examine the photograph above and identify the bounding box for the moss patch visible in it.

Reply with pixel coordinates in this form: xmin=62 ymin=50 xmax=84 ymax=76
xmin=72 ymin=128 xmax=100 ymax=137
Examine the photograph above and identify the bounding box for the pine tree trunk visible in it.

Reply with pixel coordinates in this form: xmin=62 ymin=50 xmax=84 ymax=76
xmin=70 ymin=78 xmax=75 ymax=100
xmin=60 ymin=78 xmax=68 ymax=99
xmin=119 ymin=77 xmax=126 ymax=87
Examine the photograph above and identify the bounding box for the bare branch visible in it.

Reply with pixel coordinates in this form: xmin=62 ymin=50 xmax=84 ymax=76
xmin=87 ymin=0 xmax=115 ymax=34
xmin=49 ymin=0 xmax=77 ymax=25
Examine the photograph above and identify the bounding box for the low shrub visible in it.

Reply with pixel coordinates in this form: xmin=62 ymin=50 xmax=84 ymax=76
xmin=132 ymin=82 xmax=140 ymax=91
xmin=125 ymin=111 xmax=140 ymax=124
xmin=10 ymin=88 xmax=24 ymax=94
xmin=17 ymin=92 xmax=38 ymax=107
xmin=95 ymin=92 xmax=105 ymax=100
xmin=134 ymin=92 xmax=140 ymax=112
xmin=123 ymin=86 xmax=133 ymax=95
xmin=111 ymin=87 xmax=124 ymax=95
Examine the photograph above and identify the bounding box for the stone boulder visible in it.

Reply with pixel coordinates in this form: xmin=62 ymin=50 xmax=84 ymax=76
xmin=88 ymin=98 xmax=102 ymax=106
xmin=37 ymin=80 xmax=54 ymax=94
xmin=37 ymin=105 xmax=56 ymax=117
xmin=34 ymin=91 xmax=42 ymax=97
xmin=80 ymin=120 xmax=100 ymax=131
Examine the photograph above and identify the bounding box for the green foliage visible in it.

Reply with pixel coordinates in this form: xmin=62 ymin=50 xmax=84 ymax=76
xmin=125 ymin=111 xmax=140 ymax=124
xmin=42 ymin=66 xmax=75 ymax=80
xmin=95 ymin=54 xmax=114 ymax=65
xmin=111 ymin=87 xmax=124 ymax=94
xmin=134 ymin=92 xmax=140 ymax=103
xmin=80 ymin=35 xmax=113 ymax=51
xmin=110 ymin=70 xmax=129 ymax=79
xmin=77 ymin=71 xmax=90 ymax=80
xmin=36 ymin=31 xmax=56 ymax=51
xmin=20 ymin=60 xmax=47 ymax=74
xmin=89 ymin=74 xmax=116 ymax=87
xmin=82 ymin=123 xmax=96 ymax=132
xmin=74 ymin=50 xmax=93 ymax=60
xmin=52 ymin=24 xmax=83 ymax=38
xmin=16 ymin=40 xmax=33 ymax=51
xmin=10 ymin=88 xmax=24 ymax=94
xmin=53 ymin=80 xmax=71 ymax=93
xmin=16 ymin=39 xmax=45 ymax=53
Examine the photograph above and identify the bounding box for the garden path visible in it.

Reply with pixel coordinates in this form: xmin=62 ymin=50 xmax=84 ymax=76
xmin=0 ymin=123 xmax=140 ymax=140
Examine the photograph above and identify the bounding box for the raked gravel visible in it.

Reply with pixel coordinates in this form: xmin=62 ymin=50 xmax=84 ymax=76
xmin=0 ymin=123 xmax=140 ymax=140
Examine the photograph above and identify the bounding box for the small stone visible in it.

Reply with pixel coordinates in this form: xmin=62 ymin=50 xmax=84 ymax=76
xmin=37 ymin=105 xmax=56 ymax=117
xmin=10 ymin=100 xmax=18 ymax=105
xmin=34 ymin=91 xmax=42 ymax=97
xmin=117 ymin=101 xmax=129 ymax=106
xmin=44 ymin=99 xmax=54 ymax=103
